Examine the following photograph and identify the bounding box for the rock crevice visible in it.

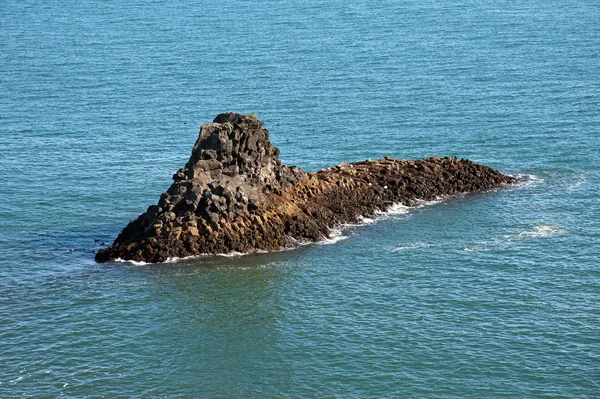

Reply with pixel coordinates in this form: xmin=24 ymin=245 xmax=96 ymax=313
xmin=96 ymin=113 xmax=515 ymax=263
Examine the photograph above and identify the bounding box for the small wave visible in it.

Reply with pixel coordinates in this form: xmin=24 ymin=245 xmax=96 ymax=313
xmin=463 ymin=246 xmax=491 ymax=252
xmin=511 ymin=173 xmax=544 ymax=188
xmin=461 ymin=225 xmax=565 ymax=253
xmin=374 ymin=202 xmax=412 ymax=217
xmin=462 ymin=239 xmax=499 ymax=252
xmin=567 ymin=180 xmax=586 ymax=190
xmin=113 ymin=251 xmax=247 ymax=265
xmin=114 ymin=255 xmax=208 ymax=265
xmin=566 ymin=172 xmax=596 ymax=190
xmin=413 ymin=197 xmax=445 ymax=207
xmin=286 ymin=236 xmax=312 ymax=247
xmin=392 ymin=242 xmax=434 ymax=252
xmin=113 ymin=258 xmax=151 ymax=266
xmin=216 ymin=251 xmax=246 ymax=258
xmin=518 ymin=225 xmax=564 ymax=238
xmin=318 ymin=228 xmax=349 ymax=245
xmin=386 ymin=203 xmax=411 ymax=215
xmin=322 ymin=201 xmax=423 ymax=246
xmin=357 ymin=216 xmax=376 ymax=224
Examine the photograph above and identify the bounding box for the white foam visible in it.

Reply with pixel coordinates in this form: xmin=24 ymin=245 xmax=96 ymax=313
xmin=374 ymin=202 xmax=412 ymax=218
xmin=392 ymin=242 xmax=434 ymax=252
xmin=386 ymin=203 xmax=411 ymax=215
xmin=518 ymin=225 xmax=564 ymax=238
xmin=114 ymin=254 xmax=211 ymax=265
xmin=318 ymin=228 xmax=349 ymax=245
xmin=567 ymin=180 xmax=585 ymax=190
xmin=463 ymin=246 xmax=491 ymax=252
xmin=357 ymin=216 xmax=376 ymax=224
xmin=299 ymin=199 xmax=441 ymax=248
xmin=511 ymin=173 xmax=544 ymax=188
xmin=461 ymin=225 xmax=565 ymax=254
xmin=566 ymin=173 xmax=596 ymax=190
xmin=414 ymin=196 xmax=446 ymax=207
xmin=113 ymin=258 xmax=151 ymax=266
xmin=113 ymin=251 xmax=247 ymax=265
xmin=286 ymin=236 xmax=312 ymax=247
xmin=216 ymin=251 xmax=246 ymax=257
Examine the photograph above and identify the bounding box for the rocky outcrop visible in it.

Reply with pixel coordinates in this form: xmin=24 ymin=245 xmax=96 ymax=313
xmin=95 ymin=113 xmax=515 ymax=263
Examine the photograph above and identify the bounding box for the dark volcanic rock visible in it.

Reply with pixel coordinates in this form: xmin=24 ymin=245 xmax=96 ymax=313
xmin=96 ymin=113 xmax=515 ymax=263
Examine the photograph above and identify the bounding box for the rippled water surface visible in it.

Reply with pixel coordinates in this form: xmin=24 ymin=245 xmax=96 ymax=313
xmin=1 ymin=0 xmax=599 ymax=397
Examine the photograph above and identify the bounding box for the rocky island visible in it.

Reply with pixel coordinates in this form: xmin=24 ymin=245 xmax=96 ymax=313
xmin=96 ymin=113 xmax=515 ymax=263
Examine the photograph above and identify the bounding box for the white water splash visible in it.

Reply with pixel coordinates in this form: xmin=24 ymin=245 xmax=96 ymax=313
xmin=511 ymin=173 xmax=544 ymax=188
xmin=113 ymin=258 xmax=152 ymax=266
xmin=357 ymin=215 xmax=376 ymax=224
xmin=386 ymin=203 xmax=412 ymax=215
xmin=216 ymin=251 xmax=247 ymax=257
xmin=319 ymin=228 xmax=349 ymax=245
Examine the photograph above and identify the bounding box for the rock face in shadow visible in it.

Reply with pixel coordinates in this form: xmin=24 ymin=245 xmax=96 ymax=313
xmin=96 ymin=113 xmax=515 ymax=263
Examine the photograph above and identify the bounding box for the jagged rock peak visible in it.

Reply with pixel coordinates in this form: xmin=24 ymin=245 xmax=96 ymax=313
xmin=173 ymin=112 xmax=302 ymax=190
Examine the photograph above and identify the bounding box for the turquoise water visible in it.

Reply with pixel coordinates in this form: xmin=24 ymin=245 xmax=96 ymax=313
xmin=1 ymin=0 xmax=599 ymax=397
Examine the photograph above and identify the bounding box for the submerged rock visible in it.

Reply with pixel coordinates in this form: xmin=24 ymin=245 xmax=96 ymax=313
xmin=96 ymin=113 xmax=515 ymax=263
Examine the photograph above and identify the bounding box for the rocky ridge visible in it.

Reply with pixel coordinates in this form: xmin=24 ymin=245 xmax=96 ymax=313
xmin=95 ymin=113 xmax=515 ymax=263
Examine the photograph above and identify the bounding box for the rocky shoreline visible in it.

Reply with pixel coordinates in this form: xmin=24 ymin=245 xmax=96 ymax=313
xmin=95 ymin=113 xmax=516 ymax=263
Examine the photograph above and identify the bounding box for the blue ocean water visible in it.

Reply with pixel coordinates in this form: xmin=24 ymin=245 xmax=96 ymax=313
xmin=1 ymin=0 xmax=599 ymax=397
